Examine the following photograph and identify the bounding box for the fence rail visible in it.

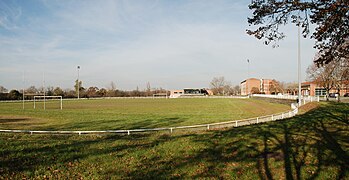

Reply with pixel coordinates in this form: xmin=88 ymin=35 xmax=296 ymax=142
xmin=0 ymin=108 xmax=299 ymax=135
xmin=252 ymin=94 xmax=320 ymax=105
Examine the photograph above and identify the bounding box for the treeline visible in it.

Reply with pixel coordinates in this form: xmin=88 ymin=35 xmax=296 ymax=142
xmin=0 ymin=85 xmax=168 ymax=101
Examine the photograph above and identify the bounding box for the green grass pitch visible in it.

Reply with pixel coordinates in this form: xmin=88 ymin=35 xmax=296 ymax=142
xmin=0 ymin=98 xmax=289 ymax=130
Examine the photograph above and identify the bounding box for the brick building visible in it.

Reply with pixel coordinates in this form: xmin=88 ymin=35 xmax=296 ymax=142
xmin=301 ymin=81 xmax=349 ymax=96
xmin=240 ymin=78 xmax=274 ymax=95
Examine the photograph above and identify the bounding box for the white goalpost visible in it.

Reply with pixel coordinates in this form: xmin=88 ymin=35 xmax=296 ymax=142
xmin=34 ymin=96 xmax=63 ymax=110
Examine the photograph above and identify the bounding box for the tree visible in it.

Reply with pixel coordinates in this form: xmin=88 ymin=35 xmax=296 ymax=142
xmin=251 ymin=87 xmax=260 ymax=94
xmin=210 ymin=76 xmax=228 ymax=95
xmin=87 ymin=86 xmax=99 ymax=97
xmin=53 ymin=87 xmax=64 ymax=96
xmin=285 ymin=82 xmax=298 ymax=95
xmin=46 ymin=86 xmax=54 ymax=96
xmin=7 ymin=90 xmax=22 ymax=100
xmin=269 ymin=80 xmax=284 ymax=94
xmin=109 ymin=81 xmax=116 ymax=91
xmin=330 ymin=59 xmax=349 ymax=102
xmin=307 ymin=61 xmax=336 ymax=101
xmin=0 ymin=86 xmax=8 ymax=93
xmin=247 ymin=0 xmax=349 ymax=65
xmin=97 ymin=88 xmax=107 ymax=97
xmin=146 ymin=82 xmax=152 ymax=96
xmin=74 ymin=79 xmax=84 ymax=97
xmin=26 ymin=86 xmax=38 ymax=94
xmin=233 ymin=85 xmax=241 ymax=95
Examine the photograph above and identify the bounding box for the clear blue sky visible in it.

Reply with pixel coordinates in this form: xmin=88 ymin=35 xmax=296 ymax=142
xmin=0 ymin=0 xmax=316 ymax=91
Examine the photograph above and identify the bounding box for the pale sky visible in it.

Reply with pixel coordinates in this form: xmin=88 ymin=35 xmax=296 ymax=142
xmin=0 ymin=0 xmax=317 ymax=91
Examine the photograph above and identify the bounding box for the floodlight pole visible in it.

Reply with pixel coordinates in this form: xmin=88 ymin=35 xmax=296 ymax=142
xmin=77 ymin=66 xmax=80 ymax=100
xmin=297 ymin=13 xmax=302 ymax=107
xmin=22 ymin=72 xmax=25 ymax=110
xmin=247 ymin=59 xmax=250 ymax=96
xmin=43 ymin=72 xmax=46 ymax=110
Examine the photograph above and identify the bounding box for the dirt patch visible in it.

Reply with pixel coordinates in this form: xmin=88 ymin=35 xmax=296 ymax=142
xmin=0 ymin=116 xmax=30 ymax=124
xmin=298 ymin=102 xmax=320 ymax=114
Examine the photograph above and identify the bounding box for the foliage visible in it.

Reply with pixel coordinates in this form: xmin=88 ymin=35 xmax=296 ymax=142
xmin=0 ymin=102 xmax=348 ymax=179
xmin=7 ymin=90 xmax=22 ymax=100
xmin=247 ymin=0 xmax=349 ymax=65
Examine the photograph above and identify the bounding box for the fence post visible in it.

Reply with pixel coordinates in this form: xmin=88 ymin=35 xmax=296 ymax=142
xmin=272 ymin=115 xmax=274 ymax=121
xmin=257 ymin=117 xmax=259 ymax=123
xmin=127 ymin=130 xmax=130 ymax=135
xmin=207 ymin=125 xmax=210 ymax=130
xmin=235 ymin=121 xmax=238 ymax=127
xmin=170 ymin=128 xmax=173 ymax=133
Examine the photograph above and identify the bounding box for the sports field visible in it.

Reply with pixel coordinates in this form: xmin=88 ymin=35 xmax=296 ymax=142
xmin=0 ymin=98 xmax=290 ymax=131
xmin=0 ymin=102 xmax=348 ymax=179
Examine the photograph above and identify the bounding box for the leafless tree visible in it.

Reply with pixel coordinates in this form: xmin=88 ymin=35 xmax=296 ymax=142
xmin=210 ymin=76 xmax=228 ymax=95
xmin=0 ymin=86 xmax=8 ymax=93
xmin=307 ymin=61 xmax=336 ymax=101
xmin=285 ymin=82 xmax=298 ymax=95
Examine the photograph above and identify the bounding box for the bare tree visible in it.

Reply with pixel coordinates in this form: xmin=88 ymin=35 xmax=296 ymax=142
xmin=210 ymin=77 xmax=228 ymax=95
xmin=307 ymin=62 xmax=336 ymax=101
xmin=0 ymin=86 xmax=8 ymax=93
xmin=109 ymin=81 xmax=116 ymax=91
xmin=285 ymin=82 xmax=298 ymax=95
xmin=233 ymin=85 xmax=240 ymax=95
xmin=269 ymin=80 xmax=284 ymax=95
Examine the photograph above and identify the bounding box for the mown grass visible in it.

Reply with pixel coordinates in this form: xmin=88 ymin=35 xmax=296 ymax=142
xmin=0 ymin=102 xmax=348 ymax=179
xmin=0 ymin=98 xmax=289 ymax=130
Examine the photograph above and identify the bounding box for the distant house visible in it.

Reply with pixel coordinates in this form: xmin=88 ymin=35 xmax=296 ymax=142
xmin=240 ymin=78 xmax=274 ymax=95
xmin=169 ymin=88 xmax=213 ymax=98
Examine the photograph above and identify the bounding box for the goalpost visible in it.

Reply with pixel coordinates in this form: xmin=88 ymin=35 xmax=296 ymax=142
xmin=34 ymin=96 xmax=63 ymax=110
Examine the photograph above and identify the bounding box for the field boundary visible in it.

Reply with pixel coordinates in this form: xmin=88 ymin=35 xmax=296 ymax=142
xmin=0 ymin=108 xmax=299 ymax=135
xmin=1 ymin=95 xmax=318 ymax=135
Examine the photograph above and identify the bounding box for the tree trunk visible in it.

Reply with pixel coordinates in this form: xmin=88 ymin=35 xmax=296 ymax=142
xmin=326 ymin=90 xmax=330 ymax=101
xmin=337 ymin=89 xmax=341 ymax=102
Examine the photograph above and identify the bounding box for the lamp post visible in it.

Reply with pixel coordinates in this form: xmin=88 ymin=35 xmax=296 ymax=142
xmin=22 ymin=72 xmax=25 ymax=110
xmin=77 ymin=66 xmax=80 ymax=99
xmin=297 ymin=14 xmax=301 ymax=107
xmin=247 ymin=59 xmax=250 ymax=96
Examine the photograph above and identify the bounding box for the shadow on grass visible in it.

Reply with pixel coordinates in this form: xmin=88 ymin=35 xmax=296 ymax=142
xmin=0 ymin=102 xmax=348 ymax=179
xmin=41 ymin=116 xmax=187 ymax=131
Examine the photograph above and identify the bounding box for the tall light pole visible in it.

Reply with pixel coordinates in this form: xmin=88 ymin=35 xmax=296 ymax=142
xmin=77 ymin=66 xmax=80 ymax=99
xmin=247 ymin=59 xmax=250 ymax=96
xmin=247 ymin=59 xmax=250 ymax=78
xmin=43 ymin=72 xmax=46 ymax=110
xmin=297 ymin=13 xmax=302 ymax=106
xmin=22 ymin=72 xmax=25 ymax=110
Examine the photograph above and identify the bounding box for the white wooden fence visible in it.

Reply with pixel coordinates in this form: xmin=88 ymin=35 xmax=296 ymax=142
xmin=0 ymin=108 xmax=299 ymax=135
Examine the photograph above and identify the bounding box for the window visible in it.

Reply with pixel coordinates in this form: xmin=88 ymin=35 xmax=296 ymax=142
xmin=315 ymin=88 xmax=326 ymax=96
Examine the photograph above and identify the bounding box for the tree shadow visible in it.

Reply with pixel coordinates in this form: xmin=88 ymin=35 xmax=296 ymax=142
xmin=0 ymin=103 xmax=348 ymax=179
